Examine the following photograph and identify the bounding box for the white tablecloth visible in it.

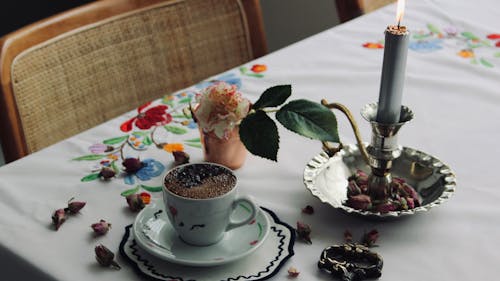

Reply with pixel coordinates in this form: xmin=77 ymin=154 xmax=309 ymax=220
xmin=1 ymin=0 xmax=499 ymax=280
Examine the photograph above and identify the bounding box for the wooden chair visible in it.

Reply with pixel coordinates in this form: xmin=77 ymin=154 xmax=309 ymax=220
xmin=0 ymin=0 xmax=267 ymax=163
xmin=336 ymin=0 xmax=396 ymax=23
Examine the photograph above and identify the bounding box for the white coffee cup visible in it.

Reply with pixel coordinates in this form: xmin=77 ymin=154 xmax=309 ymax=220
xmin=163 ymin=163 xmax=257 ymax=246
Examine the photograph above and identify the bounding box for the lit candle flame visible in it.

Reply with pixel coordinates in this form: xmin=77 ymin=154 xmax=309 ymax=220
xmin=396 ymin=0 xmax=406 ymax=27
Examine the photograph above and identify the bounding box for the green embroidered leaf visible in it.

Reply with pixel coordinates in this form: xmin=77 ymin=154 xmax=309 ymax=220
xmin=185 ymin=142 xmax=202 ymax=148
xmin=276 ymin=99 xmax=339 ymax=142
xmin=471 ymin=58 xmax=478 ymax=65
xmin=461 ymin=31 xmax=479 ymax=41
xmin=245 ymin=73 xmax=265 ymax=78
xmin=252 ymin=85 xmax=292 ymax=110
xmin=111 ymin=161 xmax=120 ymax=173
xmin=239 ymin=66 xmax=248 ymax=74
xmin=132 ymin=131 xmax=149 ymax=137
xmin=73 ymin=154 xmax=105 ymax=161
xmin=427 ymin=24 xmax=441 ymax=34
xmin=162 ymin=96 xmax=175 ymax=107
xmin=142 ymin=136 xmax=153 ymax=146
xmin=184 ymin=137 xmax=201 ymax=143
xmin=412 ymin=33 xmax=431 ymax=40
xmin=103 ymin=135 xmax=128 ymax=145
xmin=165 ymin=125 xmax=188 ymax=135
xmin=140 ymin=185 xmax=163 ymax=192
xmin=120 ymin=186 xmax=140 ymax=197
xmin=81 ymin=173 xmax=100 ymax=182
xmin=480 ymin=58 xmax=494 ymax=68
xmin=178 ymin=97 xmax=192 ymax=104
xmin=482 ymin=40 xmax=492 ymax=47
xmin=240 ymin=110 xmax=279 ymax=161
xmin=494 ymin=52 xmax=500 ymax=58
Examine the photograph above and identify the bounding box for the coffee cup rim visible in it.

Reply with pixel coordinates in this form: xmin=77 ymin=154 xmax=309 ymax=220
xmin=163 ymin=162 xmax=237 ymax=201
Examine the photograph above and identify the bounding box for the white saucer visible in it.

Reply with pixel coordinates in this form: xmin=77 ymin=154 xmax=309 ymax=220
xmin=133 ymin=200 xmax=270 ymax=267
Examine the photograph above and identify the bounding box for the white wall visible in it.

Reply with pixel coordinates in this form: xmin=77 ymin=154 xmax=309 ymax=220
xmin=260 ymin=0 xmax=340 ymax=52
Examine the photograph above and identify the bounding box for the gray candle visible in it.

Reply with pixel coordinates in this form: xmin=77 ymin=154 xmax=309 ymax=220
xmin=376 ymin=25 xmax=409 ymax=124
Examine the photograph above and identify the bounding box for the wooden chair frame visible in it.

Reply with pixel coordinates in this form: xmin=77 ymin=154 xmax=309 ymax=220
xmin=0 ymin=0 xmax=267 ymax=163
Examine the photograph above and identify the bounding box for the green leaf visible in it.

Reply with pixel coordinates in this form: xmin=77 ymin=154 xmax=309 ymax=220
xmin=111 ymin=161 xmax=120 ymax=173
xmin=185 ymin=142 xmax=202 ymax=148
xmin=239 ymin=66 xmax=248 ymax=74
xmin=132 ymin=131 xmax=149 ymax=137
xmin=179 ymin=97 xmax=192 ymax=104
xmin=244 ymin=73 xmax=265 ymax=78
xmin=184 ymin=137 xmax=201 ymax=143
xmin=240 ymin=110 xmax=279 ymax=161
xmin=427 ymin=23 xmax=441 ymax=34
xmin=480 ymin=58 xmax=494 ymax=68
xmin=120 ymin=186 xmax=140 ymax=197
xmin=142 ymin=136 xmax=153 ymax=145
xmin=276 ymin=99 xmax=339 ymax=142
xmin=461 ymin=31 xmax=479 ymax=41
xmin=164 ymin=125 xmax=188 ymax=135
xmin=81 ymin=173 xmax=100 ymax=182
xmin=495 ymin=52 xmax=500 ymax=58
xmin=140 ymin=185 xmax=163 ymax=192
xmin=103 ymin=135 xmax=128 ymax=145
xmin=73 ymin=154 xmax=105 ymax=161
xmin=252 ymin=85 xmax=292 ymax=110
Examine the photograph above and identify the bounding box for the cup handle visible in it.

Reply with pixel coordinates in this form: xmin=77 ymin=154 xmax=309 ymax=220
xmin=226 ymin=195 xmax=257 ymax=231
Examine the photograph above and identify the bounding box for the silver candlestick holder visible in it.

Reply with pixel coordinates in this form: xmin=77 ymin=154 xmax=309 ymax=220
xmin=303 ymin=100 xmax=456 ymax=218
xmin=360 ymin=103 xmax=413 ymax=200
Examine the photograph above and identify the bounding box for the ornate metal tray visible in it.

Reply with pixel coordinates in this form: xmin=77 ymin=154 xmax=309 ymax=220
xmin=303 ymin=144 xmax=456 ymax=218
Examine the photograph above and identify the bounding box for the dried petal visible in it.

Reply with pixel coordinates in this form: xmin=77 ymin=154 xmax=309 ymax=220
xmin=362 ymin=229 xmax=379 ymax=247
xmin=301 ymin=205 xmax=314 ymax=215
xmin=347 ymin=180 xmax=362 ymax=196
xmin=296 ymin=221 xmax=312 ymax=244
xmin=346 ymin=194 xmax=372 ymax=210
xmin=375 ymin=201 xmax=397 ymax=213
xmin=173 ymin=151 xmax=190 ymax=166
xmin=52 ymin=209 xmax=66 ymax=230
xmin=287 ymin=267 xmax=300 ymax=277
xmin=122 ymin=158 xmax=143 ymax=174
xmin=344 ymin=229 xmax=353 ymax=243
xmin=91 ymin=220 xmax=112 ymax=235
xmin=99 ymin=167 xmax=116 ymax=180
xmin=95 ymin=244 xmax=120 ymax=269
xmin=126 ymin=194 xmax=145 ymax=212
xmin=66 ymin=199 xmax=86 ymax=214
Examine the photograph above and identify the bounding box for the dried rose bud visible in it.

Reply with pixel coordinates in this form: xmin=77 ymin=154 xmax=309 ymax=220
xmin=296 ymin=221 xmax=312 ymax=244
xmin=406 ymin=197 xmax=415 ymax=209
xmin=288 ymin=267 xmax=300 ymax=278
xmin=344 ymin=229 xmax=353 ymax=242
xmin=99 ymin=167 xmax=116 ymax=180
xmin=122 ymin=158 xmax=143 ymax=174
xmin=91 ymin=220 xmax=112 ymax=235
xmin=346 ymin=194 xmax=372 ymax=210
xmin=126 ymin=194 xmax=145 ymax=212
xmin=95 ymin=244 xmax=120 ymax=269
xmin=347 ymin=180 xmax=362 ymax=196
xmin=402 ymin=184 xmax=420 ymax=203
xmin=172 ymin=151 xmax=190 ymax=166
xmin=104 ymin=146 xmax=115 ymax=153
xmin=375 ymin=202 xmax=397 ymax=213
xmin=52 ymin=209 xmax=66 ymax=230
xmin=362 ymin=229 xmax=379 ymax=247
xmin=66 ymin=199 xmax=86 ymax=214
xmin=139 ymin=192 xmax=151 ymax=205
xmin=301 ymin=205 xmax=314 ymax=215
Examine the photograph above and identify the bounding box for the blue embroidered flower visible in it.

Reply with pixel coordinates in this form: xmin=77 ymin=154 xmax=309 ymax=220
xmin=124 ymin=158 xmax=165 ymax=185
xmin=409 ymin=39 xmax=443 ymax=53
xmin=195 ymin=72 xmax=242 ymax=90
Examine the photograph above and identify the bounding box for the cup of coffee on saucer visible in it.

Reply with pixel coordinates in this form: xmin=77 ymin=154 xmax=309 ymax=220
xmin=163 ymin=163 xmax=257 ymax=246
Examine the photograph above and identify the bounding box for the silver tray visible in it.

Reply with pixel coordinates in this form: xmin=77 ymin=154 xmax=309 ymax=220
xmin=303 ymin=144 xmax=456 ymax=218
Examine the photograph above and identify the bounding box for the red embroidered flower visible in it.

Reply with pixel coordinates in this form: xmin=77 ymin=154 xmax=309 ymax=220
xmin=487 ymin=34 xmax=500 ymax=40
xmin=120 ymin=102 xmax=172 ymax=132
xmin=363 ymin=42 xmax=384 ymax=49
xmin=251 ymin=64 xmax=267 ymax=73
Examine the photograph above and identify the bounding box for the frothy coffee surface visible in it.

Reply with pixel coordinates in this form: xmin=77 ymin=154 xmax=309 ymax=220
xmin=164 ymin=164 xmax=236 ymax=199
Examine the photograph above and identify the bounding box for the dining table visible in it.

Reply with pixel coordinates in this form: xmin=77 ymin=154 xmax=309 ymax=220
xmin=1 ymin=0 xmax=499 ymax=280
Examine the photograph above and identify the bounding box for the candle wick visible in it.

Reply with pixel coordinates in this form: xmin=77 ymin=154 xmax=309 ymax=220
xmin=397 ymin=20 xmax=401 ymax=29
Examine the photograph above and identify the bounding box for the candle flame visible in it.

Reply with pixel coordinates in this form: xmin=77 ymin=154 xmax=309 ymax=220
xmin=396 ymin=0 xmax=406 ymax=26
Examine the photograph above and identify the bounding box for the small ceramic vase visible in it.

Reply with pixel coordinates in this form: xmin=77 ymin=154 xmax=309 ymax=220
xmin=199 ymin=126 xmax=247 ymax=170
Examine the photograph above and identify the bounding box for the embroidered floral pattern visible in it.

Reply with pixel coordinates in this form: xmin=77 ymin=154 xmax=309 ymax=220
xmin=363 ymin=23 xmax=500 ymax=68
